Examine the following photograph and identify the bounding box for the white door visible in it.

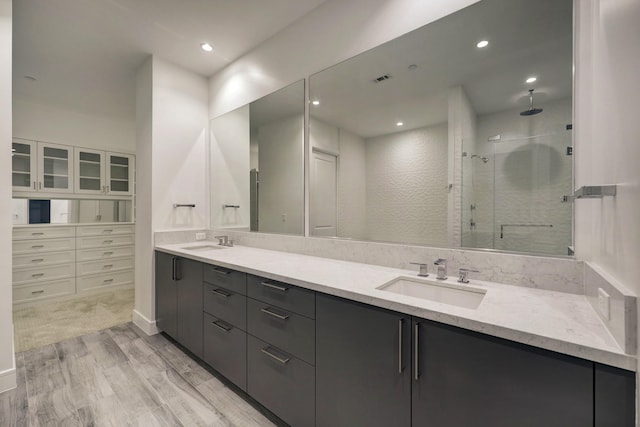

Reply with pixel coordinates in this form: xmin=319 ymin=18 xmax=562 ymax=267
xmin=310 ymin=150 xmax=337 ymax=237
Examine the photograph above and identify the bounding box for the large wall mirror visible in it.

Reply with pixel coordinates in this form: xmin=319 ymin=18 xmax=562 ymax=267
xmin=210 ymin=80 xmax=305 ymax=235
xmin=12 ymin=199 xmax=133 ymax=224
xmin=308 ymin=0 xmax=573 ymax=256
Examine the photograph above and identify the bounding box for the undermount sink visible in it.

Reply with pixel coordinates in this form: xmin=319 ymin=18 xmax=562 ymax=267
xmin=377 ymin=276 xmax=486 ymax=309
xmin=180 ymin=244 xmax=226 ymax=251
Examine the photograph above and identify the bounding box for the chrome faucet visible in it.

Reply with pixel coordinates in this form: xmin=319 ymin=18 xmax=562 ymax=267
xmin=434 ymin=259 xmax=447 ymax=280
xmin=214 ymin=235 xmax=233 ymax=247
xmin=410 ymin=262 xmax=429 ymax=277
xmin=458 ymin=268 xmax=480 ymax=284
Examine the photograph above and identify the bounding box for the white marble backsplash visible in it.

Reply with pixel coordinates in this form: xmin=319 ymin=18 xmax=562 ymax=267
xmin=154 ymin=228 xmax=209 ymax=245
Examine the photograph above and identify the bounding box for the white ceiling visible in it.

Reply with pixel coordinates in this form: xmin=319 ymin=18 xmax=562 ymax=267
xmin=12 ymin=0 xmax=328 ymax=119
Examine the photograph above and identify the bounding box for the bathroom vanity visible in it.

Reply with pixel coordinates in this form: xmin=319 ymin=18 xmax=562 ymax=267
xmin=155 ymin=243 xmax=635 ymax=426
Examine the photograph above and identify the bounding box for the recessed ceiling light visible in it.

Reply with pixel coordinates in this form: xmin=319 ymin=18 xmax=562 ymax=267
xmin=312 ymin=100 xmax=320 ymax=106
xmin=476 ymin=40 xmax=489 ymax=48
xmin=396 ymin=122 xmax=404 ymax=127
xmin=526 ymin=76 xmax=537 ymax=83
xmin=201 ymin=42 xmax=213 ymax=52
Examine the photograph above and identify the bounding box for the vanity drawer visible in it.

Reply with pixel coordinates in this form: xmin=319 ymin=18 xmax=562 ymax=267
xmin=203 ymin=265 xmax=246 ymax=295
xmin=247 ymin=335 xmax=314 ymax=427
xmin=76 ymin=224 xmax=135 ymax=237
xmin=13 ymin=263 xmax=75 ymax=285
xmin=76 ymin=245 xmax=134 ymax=262
xmin=203 ymin=283 xmax=247 ymax=330
xmin=76 ymin=270 xmax=134 ymax=292
xmin=76 ymin=257 xmax=135 ymax=277
xmin=76 ymin=234 xmax=134 ymax=249
xmin=13 ymin=226 xmax=75 ymax=240
xmin=13 ymin=237 xmax=75 ymax=254
xmin=247 ymin=297 xmax=315 ymax=365
xmin=13 ymin=279 xmax=76 ymax=304
xmin=203 ymin=313 xmax=247 ymax=391
xmin=13 ymin=250 xmax=75 ymax=268
xmin=247 ymin=274 xmax=315 ymax=319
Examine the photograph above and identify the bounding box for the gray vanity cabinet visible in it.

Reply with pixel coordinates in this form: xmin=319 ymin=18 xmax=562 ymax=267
xmin=412 ymin=319 xmax=594 ymax=427
xmin=316 ymin=294 xmax=412 ymax=427
xmin=155 ymin=251 xmax=203 ymax=358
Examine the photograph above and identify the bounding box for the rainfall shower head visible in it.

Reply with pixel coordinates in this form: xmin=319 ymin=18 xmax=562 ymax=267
xmin=520 ymin=89 xmax=543 ymax=116
xmin=470 ymin=154 xmax=489 ymax=163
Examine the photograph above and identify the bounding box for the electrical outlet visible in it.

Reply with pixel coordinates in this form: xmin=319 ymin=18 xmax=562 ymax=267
xmin=597 ymin=288 xmax=610 ymax=320
xmin=195 ymin=232 xmax=206 ymax=241
xmin=281 ymin=214 xmax=287 ymax=222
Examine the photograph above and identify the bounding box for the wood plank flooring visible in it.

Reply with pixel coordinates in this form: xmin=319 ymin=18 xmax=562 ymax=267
xmin=0 ymin=323 xmax=278 ymax=427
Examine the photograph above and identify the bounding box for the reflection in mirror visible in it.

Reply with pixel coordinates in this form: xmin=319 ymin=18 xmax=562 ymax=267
xmin=12 ymin=199 xmax=133 ymax=225
xmin=210 ymin=80 xmax=305 ymax=235
xmin=308 ymin=0 xmax=573 ymax=256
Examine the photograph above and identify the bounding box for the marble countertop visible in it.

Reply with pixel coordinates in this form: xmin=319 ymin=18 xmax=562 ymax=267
xmin=156 ymin=242 xmax=635 ymax=371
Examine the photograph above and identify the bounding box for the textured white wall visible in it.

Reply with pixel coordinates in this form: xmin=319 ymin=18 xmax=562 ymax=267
xmin=365 ymin=124 xmax=448 ymax=246
xmin=0 ymin=0 xmax=14 ymax=392
xmin=13 ymin=96 xmax=136 ymax=152
xmin=210 ymin=105 xmax=251 ymax=228
xmin=337 ymin=128 xmax=367 ymax=240
xmin=257 ymin=114 xmax=304 ymax=235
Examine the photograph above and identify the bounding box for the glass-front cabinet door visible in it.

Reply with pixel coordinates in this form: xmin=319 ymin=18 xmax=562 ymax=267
xmin=12 ymin=139 xmax=37 ymax=191
xmin=38 ymin=143 xmax=74 ymax=193
xmin=106 ymin=153 xmax=134 ymax=196
xmin=75 ymin=148 xmax=104 ymax=194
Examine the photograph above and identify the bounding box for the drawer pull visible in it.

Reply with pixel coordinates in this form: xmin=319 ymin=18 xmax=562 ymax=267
xmin=103 ymin=230 xmax=113 ymax=233
xmin=31 ymin=290 xmax=45 ymax=295
xmin=103 ymin=251 xmax=114 ymax=255
xmin=211 ymin=320 xmax=232 ymax=332
xmin=31 ymin=232 xmax=45 ymax=236
xmin=31 ymin=273 xmax=45 ymax=277
xmin=261 ymin=281 xmax=289 ymax=292
xmin=31 ymin=259 xmax=44 ymax=263
xmin=212 ymin=267 xmax=231 ymax=275
xmin=103 ymin=264 xmax=114 ymax=269
xmin=261 ymin=347 xmax=290 ymax=365
xmin=31 ymin=245 xmax=44 ymax=249
xmin=103 ymin=240 xmax=114 ymax=244
xmin=260 ymin=307 xmax=289 ymax=320
xmin=212 ymin=288 xmax=232 ymax=298
xmin=103 ymin=279 xmax=114 ymax=284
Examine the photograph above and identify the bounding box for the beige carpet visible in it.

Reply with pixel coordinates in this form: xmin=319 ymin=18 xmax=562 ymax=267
xmin=13 ymin=288 xmax=134 ymax=352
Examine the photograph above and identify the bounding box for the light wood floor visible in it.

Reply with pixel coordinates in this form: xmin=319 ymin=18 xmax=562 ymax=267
xmin=0 ymin=322 xmax=277 ymax=427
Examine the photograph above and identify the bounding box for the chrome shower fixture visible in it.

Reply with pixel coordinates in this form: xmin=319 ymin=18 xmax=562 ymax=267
xmin=520 ymin=89 xmax=543 ymax=116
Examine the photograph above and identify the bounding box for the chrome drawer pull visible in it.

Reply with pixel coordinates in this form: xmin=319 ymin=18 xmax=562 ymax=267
xmin=103 ymin=279 xmax=114 ymax=284
xmin=103 ymin=252 xmax=114 ymax=255
xmin=31 ymin=273 xmax=45 ymax=277
xmin=31 ymin=232 xmax=44 ymax=236
xmin=31 ymin=245 xmax=44 ymax=249
xmin=212 ymin=288 xmax=232 ymax=298
xmin=414 ymin=322 xmax=420 ymax=381
xmin=261 ymin=347 xmax=290 ymax=364
xmin=398 ymin=319 xmax=404 ymax=374
xmin=103 ymin=230 xmax=113 ymax=233
xmin=103 ymin=264 xmax=114 ymax=268
xmin=103 ymin=240 xmax=113 ymax=244
xmin=261 ymin=281 xmax=288 ymax=292
xmin=31 ymin=259 xmax=44 ymax=263
xmin=212 ymin=267 xmax=231 ymax=275
xmin=212 ymin=320 xmax=232 ymax=332
xmin=260 ymin=307 xmax=289 ymax=320
xmin=31 ymin=290 xmax=45 ymax=295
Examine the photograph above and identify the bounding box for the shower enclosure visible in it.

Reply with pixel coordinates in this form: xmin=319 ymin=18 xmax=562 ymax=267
xmin=462 ymin=128 xmax=573 ymax=256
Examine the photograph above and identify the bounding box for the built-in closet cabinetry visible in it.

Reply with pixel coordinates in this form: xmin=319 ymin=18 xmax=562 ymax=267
xmin=12 ymin=139 xmax=74 ymax=193
xmin=75 ymin=148 xmax=135 ymax=196
xmin=12 ymin=224 xmax=135 ymax=307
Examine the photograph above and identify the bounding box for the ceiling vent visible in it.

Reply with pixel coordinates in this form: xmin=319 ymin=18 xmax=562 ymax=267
xmin=373 ymin=74 xmax=391 ymax=83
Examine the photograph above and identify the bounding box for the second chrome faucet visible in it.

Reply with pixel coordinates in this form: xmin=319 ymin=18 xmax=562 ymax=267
xmin=434 ymin=258 xmax=447 ymax=280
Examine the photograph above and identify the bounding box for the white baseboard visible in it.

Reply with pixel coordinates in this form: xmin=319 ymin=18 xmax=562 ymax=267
xmin=132 ymin=309 xmax=159 ymax=336
xmin=0 ymin=329 xmax=16 ymax=394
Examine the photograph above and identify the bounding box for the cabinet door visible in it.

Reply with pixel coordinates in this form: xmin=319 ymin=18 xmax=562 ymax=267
xmin=155 ymin=251 xmax=177 ymax=339
xmin=12 ymin=139 xmax=37 ymax=191
xmin=316 ymin=294 xmax=411 ymax=427
xmin=176 ymin=257 xmax=203 ymax=358
xmin=413 ymin=320 xmax=593 ymax=427
xmin=106 ymin=152 xmax=134 ymax=195
xmin=37 ymin=142 xmax=74 ymax=193
xmin=75 ymin=148 xmax=105 ymax=194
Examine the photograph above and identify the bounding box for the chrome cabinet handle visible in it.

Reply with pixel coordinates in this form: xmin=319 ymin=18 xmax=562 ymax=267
xmin=38 ymin=181 xmax=42 ymax=190
xmin=33 ymin=181 xmax=37 ymax=190
xmin=103 ymin=264 xmax=114 ymax=269
xmin=261 ymin=307 xmax=289 ymax=320
xmin=32 ymin=273 xmax=44 ymax=277
xmin=31 ymin=232 xmax=44 ymax=236
xmin=31 ymin=245 xmax=44 ymax=249
xmin=398 ymin=319 xmax=404 ymax=373
xmin=212 ymin=288 xmax=232 ymax=298
xmin=103 ymin=240 xmax=113 ymax=244
xmin=261 ymin=281 xmax=288 ymax=292
xmin=31 ymin=290 xmax=45 ymax=295
xmin=212 ymin=267 xmax=231 ymax=275
xmin=414 ymin=322 xmax=420 ymax=381
xmin=211 ymin=320 xmax=232 ymax=332
xmin=103 ymin=251 xmax=114 ymax=256
xmin=31 ymin=259 xmax=44 ymax=263
xmin=171 ymin=257 xmax=177 ymax=281
xmin=103 ymin=279 xmax=114 ymax=284
xmin=103 ymin=229 xmax=113 ymax=233
xmin=261 ymin=347 xmax=290 ymax=364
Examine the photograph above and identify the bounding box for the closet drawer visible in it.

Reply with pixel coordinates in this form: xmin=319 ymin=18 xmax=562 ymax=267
xmin=76 ymin=257 xmax=134 ymax=277
xmin=203 ymin=313 xmax=247 ymax=391
xmin=13 ymin=250 xmax=75 ymax=268
xmin=76 ymin=234 xmax=134 ymax=249
xmin=77 ymin=270 xmax=134 ymax=292
xmin=76 ymin=245 xmax=134 ymax=262
xmin=203 ymin=265 xmax=247 ymax=295
xmin=247 ymin=274 xmax=315 ymax=319
xmin=247 ymin=297 xmax=315 ymax=365
xmin=13 ymin=237 xmax=75 ymax=255
xmin=13 ymin=263 xmax=75 ymax=285
xmin=247 ymin=335 xmax=315 ymax=427
xmin=13 ymin=226 xmax=75 ymax=240
xmin=76 ymin=224 xmax=134 ymax=237
xmin=13 ymin=279 xmax=76 ymax=304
